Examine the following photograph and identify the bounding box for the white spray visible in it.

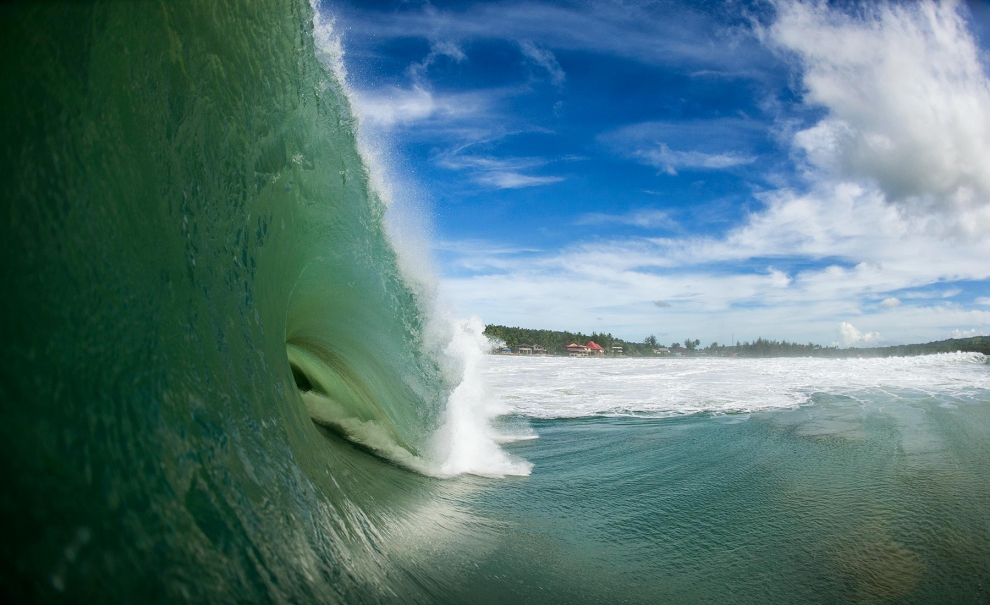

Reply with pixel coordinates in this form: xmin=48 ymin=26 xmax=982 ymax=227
xmin=432 ymin=317 xmax=533 ymax=477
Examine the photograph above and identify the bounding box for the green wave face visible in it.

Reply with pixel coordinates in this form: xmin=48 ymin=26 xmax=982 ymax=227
xmin=0 ymin=0 xmax=467 ymax=600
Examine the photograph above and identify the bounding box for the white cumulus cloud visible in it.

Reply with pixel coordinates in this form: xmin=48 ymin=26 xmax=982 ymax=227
xmin=951 ymin=327 xmax=988 ymax=338
xmin=770 ymin=0 xmax=990 ymax=236
xmin=880 ymin=297 xmax=901 ymax=308
xmin=836 ymin=321 xmax=883 ymax=348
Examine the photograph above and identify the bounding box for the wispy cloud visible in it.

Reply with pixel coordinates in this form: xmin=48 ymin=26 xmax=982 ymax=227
xmin=575 ymin=209 xmax=676 ymax=229
xmin=476 ymin=172 xmax=565 ymax=189
xmin=428 ymin=0 xmax=990 ymax=335
xmin=436 ymin=240 xmax=543 ymax=256
xmin=434 ymin=153 xmax=544 ymax=172
xmin=439 ymin=250 xmax=990 ymax=344
xmin=407 ymin=39 xmax=467 ymax=83
xmin=601 ymin=118 xmax=764 ymax=175
xmin=335 ymin=0 xmax=990 ymax=345
xmin=898 ymin=288 xmax=962 ymax=300
xmin=336 ymin=2 xmax=767 ymax=74
xmin=951 ymin=327 xmax=989 ymax=338
xmin=434 ymin=149 xmax=565 ymax=189
xmin=352 ymin=86 xmax=489 ymax=129
xmin=519 ymin=40 xmax=565 ymax=86
xmin=437 ymin=179 xmax=990 ymax=342
xmin=436 ymin=239 xmax=544 ymax=273
xmin=634 ymin=143 xmax=756 ymax=175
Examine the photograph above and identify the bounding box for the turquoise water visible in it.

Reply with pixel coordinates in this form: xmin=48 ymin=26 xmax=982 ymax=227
xmin=2 ymin=0 xmax=990 ymax=602
xmin=429 ymin=355 xmax=990 ymax=603
xmin=472 ymin=399 xmax=990 ymax=603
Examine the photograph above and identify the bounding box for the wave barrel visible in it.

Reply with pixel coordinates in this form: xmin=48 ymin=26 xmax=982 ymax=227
xmin=0 ymin=0 xmax=458 ymax=600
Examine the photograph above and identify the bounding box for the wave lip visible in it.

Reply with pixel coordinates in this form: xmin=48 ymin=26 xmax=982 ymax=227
xmin=304 ymin=3 xmax=532 ymax=478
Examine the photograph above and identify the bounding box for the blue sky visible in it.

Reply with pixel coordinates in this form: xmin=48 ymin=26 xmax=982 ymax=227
xmin=322 ymin=0 xmax=990 ymax=347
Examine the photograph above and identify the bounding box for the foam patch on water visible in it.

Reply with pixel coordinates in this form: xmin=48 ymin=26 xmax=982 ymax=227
xmin=484 ymin=353 xmax=989 ymax=419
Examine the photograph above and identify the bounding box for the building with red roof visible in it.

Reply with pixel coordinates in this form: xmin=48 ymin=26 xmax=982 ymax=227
xmin=566 ymin=343 xmax=588 ymax=356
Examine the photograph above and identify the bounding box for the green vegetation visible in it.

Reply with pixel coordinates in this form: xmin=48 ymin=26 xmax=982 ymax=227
xmin=708 ymin=338 xmax=828 ymax=357
xmin=719 ymin=335 xmax=990 ymax=358
xmin=484 ymin=325 xmax=990 ymax=359
xmin=483 ymin=325 xmax=657 ymax=356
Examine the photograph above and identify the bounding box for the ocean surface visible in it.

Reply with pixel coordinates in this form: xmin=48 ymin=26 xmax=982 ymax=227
xmin=475 ymin=353 xmax=990 ymax=603
xmin=2 ymin=0 xmax=990 ymax=602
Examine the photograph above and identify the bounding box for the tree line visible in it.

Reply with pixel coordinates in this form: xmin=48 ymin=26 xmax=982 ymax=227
xmin=486 ymin=324 xmax=990 ymax=359
xmin=483 ymin=325 xmax=656 ymax=356
xmin=710 ymin=335 xmax=990 ymax=358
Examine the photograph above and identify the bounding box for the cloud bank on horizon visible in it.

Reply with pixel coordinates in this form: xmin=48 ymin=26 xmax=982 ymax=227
xmin=331 ymin=0 xmax=990 ymax=347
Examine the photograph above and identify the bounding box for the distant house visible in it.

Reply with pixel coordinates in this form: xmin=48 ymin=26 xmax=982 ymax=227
xmin=532 ymin=345 xmax=546 ymax=354
xmin=654 ymin=347 xmax=671 ymax=355
xmin=586 ymin=341 xmax=605 ymax=356
xmin=566 ymin=343 xmax=588 ymax=357
xmin=611 ymin=345 xmax=623 ymax=355
xmin=516 ymin=344 xmax=534 ymax=355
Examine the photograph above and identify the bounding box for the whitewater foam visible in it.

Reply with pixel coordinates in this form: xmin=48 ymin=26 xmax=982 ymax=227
xmin=431 ymin=317 xmax=533 ymax=477
xmin=483 ymin=352 xmax=989 ymax=419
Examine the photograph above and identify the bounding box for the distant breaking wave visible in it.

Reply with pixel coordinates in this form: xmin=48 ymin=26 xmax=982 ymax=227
xmin=484 ymin=352 xmax=990 ymax=419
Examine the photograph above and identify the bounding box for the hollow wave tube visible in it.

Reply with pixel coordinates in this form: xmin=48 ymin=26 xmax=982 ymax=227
xmin=0 ymin=1 xmax=464 ymax=600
